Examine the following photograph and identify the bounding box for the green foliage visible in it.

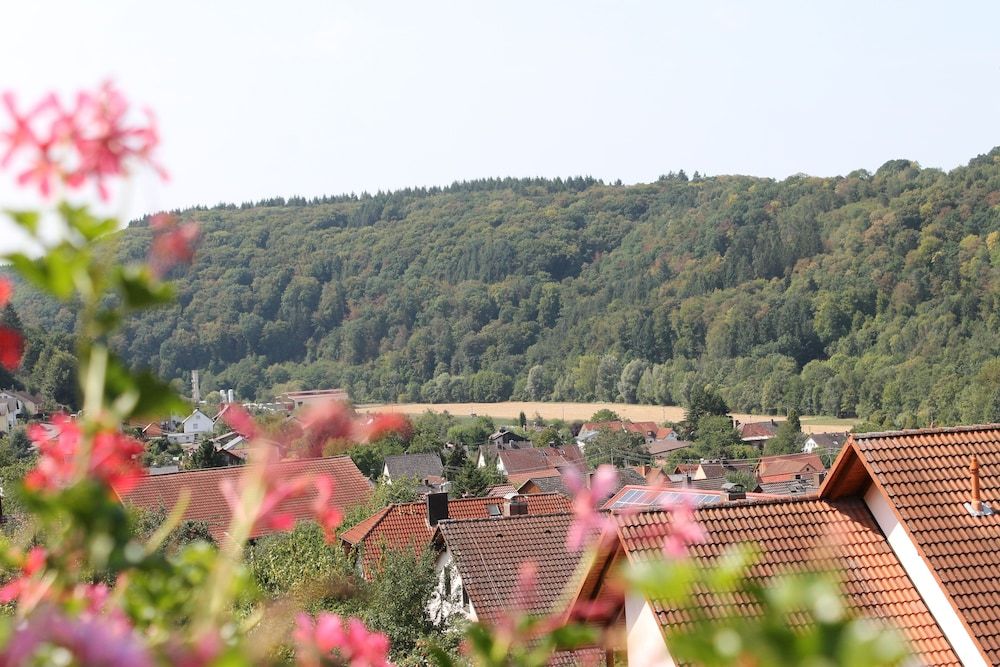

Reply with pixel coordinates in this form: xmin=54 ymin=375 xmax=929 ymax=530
xmin=589 ymin=408 xmax=620 ymax=422
xmin=340 ymin=478 xmax=421 ymax=531
xmin=724 ymin=469 xmax=758 ymax=492
xmin=530 ymin=426 xmax=563 ymax=448
xmin=681 ymin=385 xmax=730 ymax=438
xmin=248 ymin=521 xmax=351 ymax=597
xmin=353 ymin=548 xmax=438 ymax=656
xmin=763 ymin=415 xmax=807 ymax=456
xmin=584 ymin=428 xmax=649 ymax=468
xmin=450 ymin=460 xmax=506 ymax=497
xmin=691 ymin=415 xmax=745 ymax=460
xmin=12 ymin=153 xmax=1000 ymax=426
xmin=188 ymin=438 xmax=225 ymax=469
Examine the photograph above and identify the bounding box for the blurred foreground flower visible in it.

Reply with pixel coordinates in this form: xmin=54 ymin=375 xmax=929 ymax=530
xmin=0 ymin=278 xmax=23 ymax=371
xmin=294 ymin=612 xmax=391 ymax=667
xmin=1 ymin=82 xmax=163 ymax=200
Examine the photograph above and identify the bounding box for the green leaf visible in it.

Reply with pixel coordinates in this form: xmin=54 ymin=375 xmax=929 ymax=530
xmin=115 ymin=265 xmax=175 ymax=309
xmin=103 ymin=354 xmax=188 ymax=420
xmin=59 ymin=202 xmax=119 ymax=242
xmin=4 ymin=209 xmax=40 ymax=234
xmin=6 ymin=247 xmax=87 ymax=300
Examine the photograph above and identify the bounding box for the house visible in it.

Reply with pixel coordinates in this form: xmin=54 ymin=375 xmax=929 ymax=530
xmin=646 ymin=437 xmax=691 ymax=463
xmin=576 ymin=420 xmax=675 ymax=451
xmin=692 ymin=459 xmax=754 ymax=480
xmin=601 ymin=483 xmax=770 ymax=511
xmin=276 ymin=388 xmax=349 ymax=411
xmin=429 ymin=511 xmax=605 ymax=665
xmin=0 ymin=389 xmax=43 ymax=419
xmin=516 ymin=475 xmax=570 ymax=496
xmin=756 ymin=452 xmax=826 ymax=485
xmin=0 ymin=403 xmax=15 ymax=435
xmin=494 ymin=444 xmax=585 ymax=476
xmin=736 ymin=419 xmax=779 ymax=443
xmin=571 ymin=496 xmax=959 ymax=666
xmin=488 ymin=427 xmax=530 ymax=448
xmin=803 ymin=431 xmax=848 ymax=453
xmin=382 ymin=452 xmax=446 ymax=493
xmin=570 ymin=423 xmax=1000 ymax=666
xmin=340 ymin=492 xmax=570 ymax=580
xmin=121 ymin=456 xmax=372 ymax=542
xmin=165 ymin=408 xmax=215 ymax=445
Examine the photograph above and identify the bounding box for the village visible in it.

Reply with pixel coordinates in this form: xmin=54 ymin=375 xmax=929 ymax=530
xmin=0 ymin=374 xmax=991 ymax=665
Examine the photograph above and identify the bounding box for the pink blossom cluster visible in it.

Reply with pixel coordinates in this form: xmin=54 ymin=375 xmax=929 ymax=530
xmin=0 ymin=83 xmax=163 ymax=200
xmin=563 ymin=465 xmax=620 ymax=551
xmin=0 ymin=279 xmax=23 ymax=371
xmin=149 ymin=213 xmax=200 ymax=277
xmin=0 ymin=606 xmax=154 ymax=667
xmin=294 ymin=612 xmax=391 ymax=667
xmin=660 ymin=496 xmax=706 ymax=557
xmin=25 ymin=414 xmax=145 ymax=495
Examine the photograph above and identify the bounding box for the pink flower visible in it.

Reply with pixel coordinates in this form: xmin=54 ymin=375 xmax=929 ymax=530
xmin=0 ymin=83 xmax=164 ymax=199
xmin=0 ymin=547 xmax=48 ymax=605
xmin=149 ymin=213 xmax=200 ymax=277
xmin=311 ymin=475 xmax=343 ymax=543
xmin=294 ymin=612 xmax=390 ymax=667
xmin=0 ymin=327 xmax=23 ymax=371
xmin=219 ymin=402 xmax=259 ymax=439
xmin=24 ymin=415 xmax=145 ymax=495
xmin=299 ymin=400 xmax=358 ymax=458
xmin=0 ymin=91 xmax=54 ymax=168
xmin=563 ymin=465 xmax=619 ymax=551
xmin=0 ymin=607 xmax=154 ymax=667
xmin=0 ymin=278 xmax=11 ymax=307
xmin=362 ymin=412 xmax=412 ymax=442
xmin=659 ymin=496 xmax=706 ymax=558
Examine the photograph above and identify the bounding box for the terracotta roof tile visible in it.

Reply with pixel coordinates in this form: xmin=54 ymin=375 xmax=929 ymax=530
xmin=343 ymin=493 xmax=571 ymax=579
xmin=437 ymin=513 xmax=581 ymax=625
xmin=122 ymin=456 xmax=373 ymax=542
xmin=614 ymin=497 xmax=959 ymax=666
xmin=834 ymin=424 xmax=1000 ymax=664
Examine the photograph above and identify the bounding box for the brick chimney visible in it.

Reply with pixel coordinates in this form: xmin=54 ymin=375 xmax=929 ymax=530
xmin=427 ymin=491 xmax=449 ymax=526
xmin=505 ymin=495 xmax=529 ymax=517
xmin=965 ymin=457 xmax=993 ymax=517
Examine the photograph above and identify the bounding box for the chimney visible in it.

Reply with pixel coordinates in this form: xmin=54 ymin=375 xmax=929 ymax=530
xmin=966 ymin=457 xmax=993 ymax=517
xmin=505 ymin=495 xmax=529 ymax=517
xmin=427 ymin=492 xmax=449 ymax=526
xmin=191 ymin=370 xmax=201 ymax=404
xmin=227 ymin=389 xmax=235 ymax=403
xmin=722 ymin=482 xmax=746 ymax=502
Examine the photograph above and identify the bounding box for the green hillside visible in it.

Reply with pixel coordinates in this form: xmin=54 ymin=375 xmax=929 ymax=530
xmin=12 ymin=150 xmax=1000 ymax=428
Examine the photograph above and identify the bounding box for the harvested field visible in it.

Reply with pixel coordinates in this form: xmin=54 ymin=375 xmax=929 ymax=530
xmin=356 ymin=401 xmax=854 ymax=434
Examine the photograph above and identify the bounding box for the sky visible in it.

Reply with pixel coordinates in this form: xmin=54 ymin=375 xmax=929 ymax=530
xmin=1 ymin=0 xmax=999 ymax=224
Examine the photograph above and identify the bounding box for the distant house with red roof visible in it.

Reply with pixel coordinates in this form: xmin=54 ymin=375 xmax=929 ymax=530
xmin=121 ymin=456 xmax=372 ymax=541
xmin=756 ymin=452 xmax=826 ymax=485
xmin=736 ymin=419 xmax=779 ymax=443
xmin=340 ymin=492 xmax=570 ymax=580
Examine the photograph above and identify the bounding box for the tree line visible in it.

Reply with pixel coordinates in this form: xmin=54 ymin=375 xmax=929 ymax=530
xmin=8 ymin=148 xmax=1000 ymax=429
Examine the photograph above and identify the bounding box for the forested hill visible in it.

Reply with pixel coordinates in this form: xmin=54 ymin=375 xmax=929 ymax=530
xmin=12 ymin=150 xmax=1000 ymax=428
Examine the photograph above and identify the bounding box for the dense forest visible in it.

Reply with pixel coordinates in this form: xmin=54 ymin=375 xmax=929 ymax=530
xmin=9 ymin=148 xmax=1000 ymax=428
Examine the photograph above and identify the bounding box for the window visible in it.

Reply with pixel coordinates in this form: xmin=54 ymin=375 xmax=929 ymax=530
xmin=462 ymin=588 xmax=469 ymax=607
xmin=443 ymin=566 xmax=452 ymax=597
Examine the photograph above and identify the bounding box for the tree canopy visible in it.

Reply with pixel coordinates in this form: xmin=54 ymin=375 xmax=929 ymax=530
xmin=10 ymin=150 xmax=1000 ymax=429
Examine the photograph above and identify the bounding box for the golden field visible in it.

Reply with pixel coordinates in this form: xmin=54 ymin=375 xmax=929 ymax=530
xmin=356 ymin=401 xmax=855 ymax=434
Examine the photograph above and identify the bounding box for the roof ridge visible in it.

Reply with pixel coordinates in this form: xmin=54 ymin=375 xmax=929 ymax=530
xmin=852 ymin=422 xmax=1000 ymax=440
xmin=135 ymin=454 xmax=353 ymax=479
xmin=438 ymin=511 xmax=573 ymax=527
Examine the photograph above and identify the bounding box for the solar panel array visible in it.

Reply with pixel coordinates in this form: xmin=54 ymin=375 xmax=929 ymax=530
xmin=608 ymin=487 xmax=721 ymax=510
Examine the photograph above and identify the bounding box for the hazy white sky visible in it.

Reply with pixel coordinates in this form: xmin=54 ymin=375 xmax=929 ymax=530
xmin=2 ymin=0 xmax=999 ymax=219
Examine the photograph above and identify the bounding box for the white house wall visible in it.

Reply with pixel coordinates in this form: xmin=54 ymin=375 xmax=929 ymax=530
xmin=625 ymin=593 xmax=675 ymax=666
xmin=428 ymin=548 xmax=476 ymax=625
xmin=863 ymin=484 xmax=987 ymax=666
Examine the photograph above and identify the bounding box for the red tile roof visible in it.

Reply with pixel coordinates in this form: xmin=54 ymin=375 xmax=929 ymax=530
xmin=507 ymin=467 xmax=563 ymax=489
xmin=497 ymin=445 xmax=584 ymax=475
xmin=756 ymin=452 xmax=825 ymax=484
xmin=737 ymin=421 xmax=779 ymax=440
xmin=341 ymin=493 xmax=571 ymax=579
xmin=121 ymin=456 xmax=372 ymax=541
xmin=611 ymin=498 xmax=959 ymax=665
xmin=822 ymin=424 xmax=1000 ymax=664
xmin=436 ymin=513 xmax=582 ymax=625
